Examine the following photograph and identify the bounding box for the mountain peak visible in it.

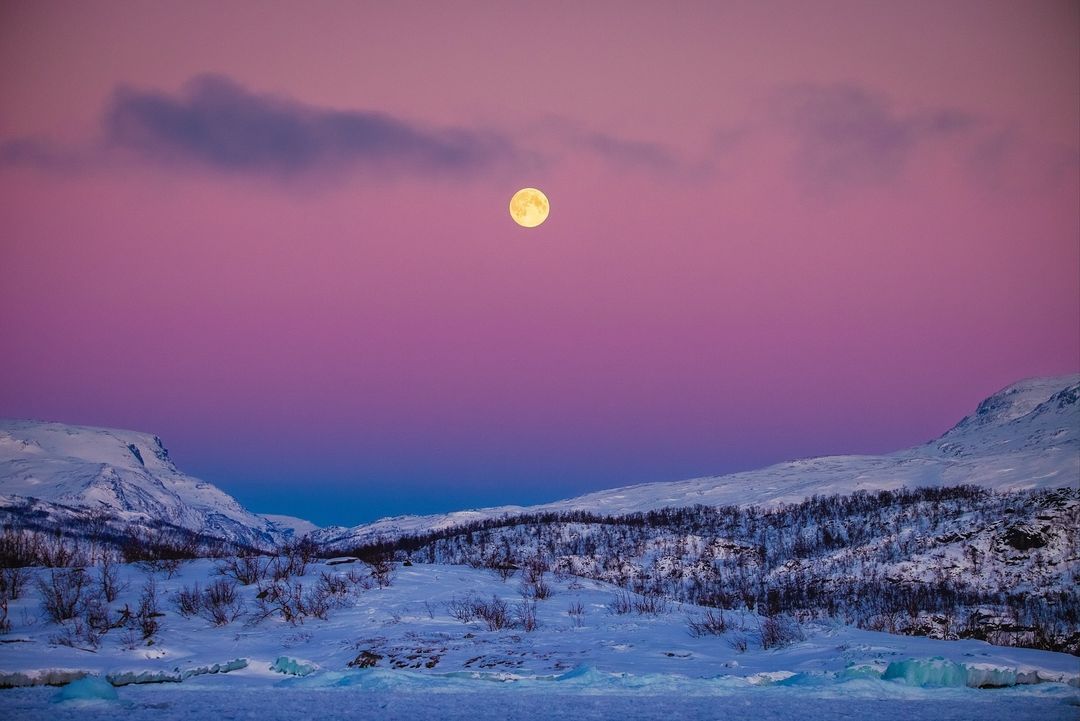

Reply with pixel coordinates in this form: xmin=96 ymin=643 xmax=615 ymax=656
xmin=951 ymin=375 xmax=1080 ymax=432
xmin=0 ymin=419 xmax=286 ymax=548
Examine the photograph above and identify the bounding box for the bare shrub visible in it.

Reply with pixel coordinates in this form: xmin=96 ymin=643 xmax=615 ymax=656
xmin=0 ymin=527 xmax=42 ymax=567
xmin=687 ymin=608 xmax=729 ymax=637
xmin=475 ymin=595 xmax=511 ymax=631
xmin=484 ymin=552 xmax=517 ymax=582
xmin=345 ymin=568 xmax=371 ymax=590
xmin=366 ymin=556 xmax=394 ymax=588
xmin=447 ymin=593 xmax=512 ymax=630
xmin=317 ymin=571 xmax=350 ymax=599
xmin=609 ymin=591 xmax=633 ymax=615
xmin=269 ymin=539 xmax=319 ymax=582
xmin=633 ymin=593 xmax=670 ymax=616
xmin=758 ymin=613 xmax=804 ymax=650
xmin=256 ymin=580 xmax=303 ymax=624
xmin=51 ymin=616 xmax=93 ymax=649
xmin=447 ymin=596 xmax=477 ymax=624
xmin=0 ymin=566 xmax=30 ymax=601
xmin=137 ymin=577 xmax=161 ymax=641
xmin=520 ymin=553 xmax=552 ymax=600
xmin=201 ymin=580 xmax=243 ymax=625
xmin=0 ymin=594 xmax=10 ymax=634
xmin=82 ymin=595 xmax=113 ymax=647
xmin=37 ymin=568 xmax=90 ymax=623
xmin=294 ymin=538 xmax=320 ymax=566
xmin=175 ymin=583 xmax=203 ymax=617
xmin=255 ymin=578 xmax=330 ymax=624
xmin=119 ymin=628 xmax=139 ymax=650
xmin=521 ymin=577 xmax=553 ymax=600
xmin=567 ymin=600 xmax=585 ymax=627
xmin=727 ymin=634 xmax=749 ymax=653
xmin=271 ymin=554 xmax=303 ymax=582
xmin=98 ymin=554 xmax=123 ymax=603
xmin=41 ymin=533 xmax=88 ymax=568
xmin=516 ymin=600 xmax=539 ymax=632
xmin=121 ymin=528 xmax=198 ymax=572
xmin=303 ymin=584 xmax=331 ymax=621
xmin=218 ymin=555 xmax=265 ymax=586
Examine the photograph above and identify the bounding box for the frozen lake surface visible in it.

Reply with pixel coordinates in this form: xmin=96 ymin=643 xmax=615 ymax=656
xmin=2 ymin=674 xmax=1079 ymax=721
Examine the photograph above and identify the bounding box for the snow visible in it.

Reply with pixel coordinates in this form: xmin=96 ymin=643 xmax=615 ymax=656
xmin=0 ymin=561 xmax=1076 ymax=696
xmin=317 ymin=375 xmax=1080 ymax=549
xmin=0 ymin=420 xmax=287 ymax=547
xmin=3 ymin=375 xmax=1076 ymax=555
xmin=0 ymin=555 xmax=1076 ymax=718
xmin=261 ymin=514 xmax=321 ymax=538
xmin=1 ymin=668 xmax=1077 ymax=720
xmin=1 ymin=377 xmax=1078 ymax=717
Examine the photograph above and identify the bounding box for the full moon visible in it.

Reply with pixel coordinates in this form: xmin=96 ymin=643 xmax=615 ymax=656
xmin=509 ymin=187 xmax=549 ymax=228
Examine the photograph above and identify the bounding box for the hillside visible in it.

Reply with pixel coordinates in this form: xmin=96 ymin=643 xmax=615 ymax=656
xmin=0 ymin=421 xmax=298 ymax=548
xmin=314 ymin=374 xmax=1080 ymax=549
xmin=1 ymin=374 xmax=1076 ymax=552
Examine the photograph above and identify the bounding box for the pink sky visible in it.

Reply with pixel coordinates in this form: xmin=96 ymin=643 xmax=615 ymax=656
xmin=1 ymin=1 xmax=1077 ymax=524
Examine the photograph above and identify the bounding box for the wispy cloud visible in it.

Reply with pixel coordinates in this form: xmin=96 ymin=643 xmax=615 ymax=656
xmin=772 ymin=84 xmax=976 ymax=187
xmin=0 ymin=138 xmax=85 ymax=170
xmin=530 ymin=115 xmax=723 ymax=180
xmin=2 ymin=75 xmax=518 ymax=180
xmin=104 ymin=75 xmax=514 ymax=177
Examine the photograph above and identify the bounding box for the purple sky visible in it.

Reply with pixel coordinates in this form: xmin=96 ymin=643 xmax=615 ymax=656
xmin=1 ymin=1 xmax=1077 ymax=526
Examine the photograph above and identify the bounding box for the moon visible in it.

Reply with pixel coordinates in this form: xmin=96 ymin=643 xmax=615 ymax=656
xmin=509 ymin=187 xmax=549 ymax=228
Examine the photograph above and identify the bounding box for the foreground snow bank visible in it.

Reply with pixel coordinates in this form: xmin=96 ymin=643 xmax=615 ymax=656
xmin=107 ymin=658 xmax=248 ymax=686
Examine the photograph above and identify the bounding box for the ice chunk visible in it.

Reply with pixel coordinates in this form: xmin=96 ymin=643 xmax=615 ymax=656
xmin=776 ymin=672 xmax=830 ymax=687
xmin=747 ymin=671 xmax=798 ymax=686
xmin=964 ymin=664 xmax=1017 ymax=688
xmin=107 ymin=670 xmax=182 ymax=686
xmin=554 ymin=664 xmax=599 ymax=682
xmin=52 ymin=676 xmax=117 ymax=703
xmin=883 ymin=658 xmax=968 ymax=687
xmin=182 ymin=658 xmax=249 ymax=679
xmin=882 ymin=658 xmax=1027 ymax=688
xmin=271 ymin=656 xmax=317 ymax=676
xmin=838 ymin=664 xmax=883 ymax=681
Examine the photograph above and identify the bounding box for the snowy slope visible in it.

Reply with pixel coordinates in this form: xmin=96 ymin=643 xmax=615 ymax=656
xmin=316 ymin=375 xmax=1080 ymax=548
xmin=1 ymin=560 xmax=1076 ymax=719
xmin=262 ymin=514 xmax=322 ymax=539
xmin=1 ymin=560 xmax=1077 ymax=686
xmin=0 ymin=420 xmax=289 ymax=548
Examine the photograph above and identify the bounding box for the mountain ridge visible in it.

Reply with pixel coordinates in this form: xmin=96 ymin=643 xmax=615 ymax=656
xmin=0 ymin=419 xmax=296 ymax=547
xmin=1 ymin=374 xmax=1076 ymax=549
xmin=312 ymin=374 xmax=1079 ymax=549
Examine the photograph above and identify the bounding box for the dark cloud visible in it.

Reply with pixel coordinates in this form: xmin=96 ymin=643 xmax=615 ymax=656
xmin=774 ymin=84 xmax=977 ymax=186
xmin=102 ymin=75 xmax=514 ymax=177
xmin=1 ymin=75 xmax=517 ymax=179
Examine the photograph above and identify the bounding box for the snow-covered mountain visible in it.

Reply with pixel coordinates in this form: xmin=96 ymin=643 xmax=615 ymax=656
xmin=314 ymin=374 xmax=1079 ymax=549
xmin=1 ymin=375 xmax=1075 ymax=551
xmin=0 ymin=420 xmax=307 ymax=548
